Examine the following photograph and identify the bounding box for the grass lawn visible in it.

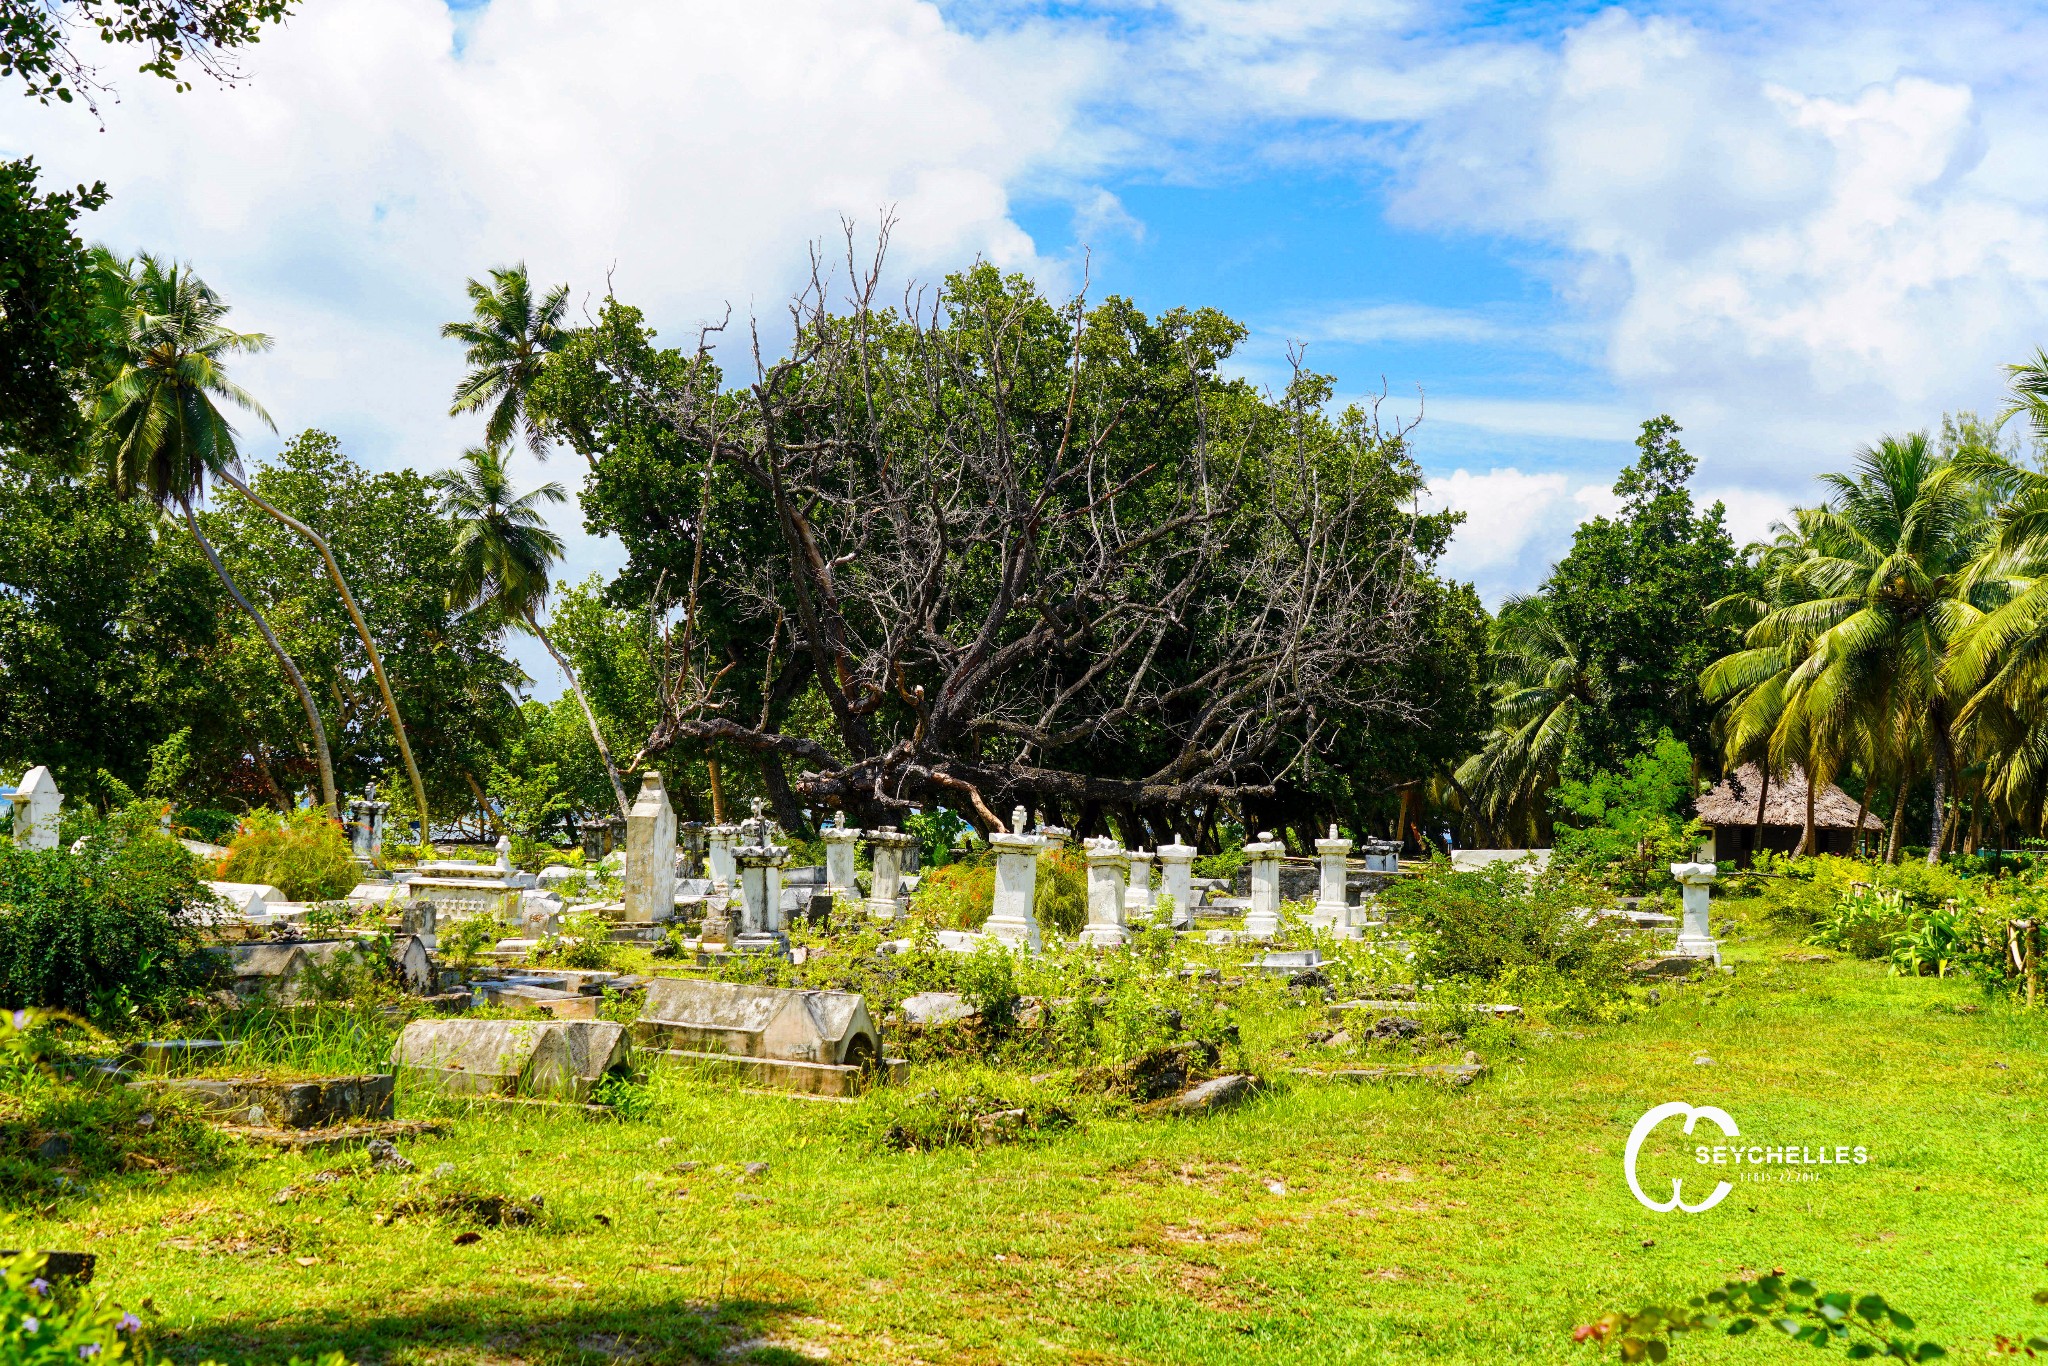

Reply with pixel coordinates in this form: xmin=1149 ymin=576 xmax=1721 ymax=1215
xmin=11 ymin=939 xmax=2048 ymax=1366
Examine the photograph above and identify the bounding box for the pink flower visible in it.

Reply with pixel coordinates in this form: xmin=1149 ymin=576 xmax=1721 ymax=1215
xmin=117 ymin=1315 xmax=141 ymax=1334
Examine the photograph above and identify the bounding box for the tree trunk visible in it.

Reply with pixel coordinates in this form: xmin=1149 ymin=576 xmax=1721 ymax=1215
xmin=759 ymin=751 xmax=808 ymax=835
xmin=220 ymin=470 xmax=430 ymax=843
xmin=1885 ymin=760 xmax=1914 ymax=865
xmin=184 ymin=505 xmax=338 ymax=817
xmin=1926 ymin=700 xmax=1956 ymax=865
xmin=1752 ymin=766 xmax=1770 ymax=862
xmin=1801 ymin=765 xmax=1816 ymax=856
xmin=462 ymin=769 xmax=507 ymax=839
xmin=707 ymin=751 xmax=726 ymax=823
xmin=1851 ymin=787 xmax=1869 ymax=860
xmin=526 ymin=609 xmax=631 ymax=821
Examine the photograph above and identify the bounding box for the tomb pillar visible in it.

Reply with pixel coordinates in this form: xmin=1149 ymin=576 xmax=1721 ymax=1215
xmin=1242 ymin=831 xmax=1286 ymax=939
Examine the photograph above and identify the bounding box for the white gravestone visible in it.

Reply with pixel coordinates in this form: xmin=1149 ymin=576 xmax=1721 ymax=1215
xmin=866 ymin=828 xmax=915 ymax=920
xmin=1242 ymin=831 xmax=1286 ymax=939
xmin=1124 ymin=849 xmax=1155 ymax=918
xmin=1156 ymin=836 xmax=1197 ymax=929
xmin=1670 ymin=861 xmax=1721 ymax=964
xmin=735 ymin=806 xmax=789 ymax=948
xmin=981 ymin=806 xmax=1045 ymax=951
xmin=1079 ymin=837 xmax=1129 ymax=947
xmin=706 ymin=823 xmax=740 ymax=888
xmin=1310 ymin=825 xmax=1353 ymax=931
xmin=822 ymin=812 xmax=863 ymax=902
xmin=10 ymin=765 xmax=61 ymax=851
xmin=623 ymin=771 xmax=677 ymax=923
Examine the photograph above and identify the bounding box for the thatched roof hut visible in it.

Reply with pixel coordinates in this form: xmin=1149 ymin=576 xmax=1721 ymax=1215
xmin=1697 ymin=764 xmax=1882 ymax=864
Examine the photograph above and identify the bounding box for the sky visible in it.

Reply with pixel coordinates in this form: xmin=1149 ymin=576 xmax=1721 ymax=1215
xmin=8 ymin=0 xmax=2048 ymax=694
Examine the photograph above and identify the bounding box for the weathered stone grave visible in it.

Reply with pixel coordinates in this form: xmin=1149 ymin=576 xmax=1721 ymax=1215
xmin=390 ymin=1018 xmax=631 ymax=1102
xmin=632 ymin=978 xmax=900 ymax=1097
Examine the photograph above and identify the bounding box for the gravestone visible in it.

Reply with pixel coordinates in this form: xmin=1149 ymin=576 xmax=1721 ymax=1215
xmin=1156 ymin=836 xmax=1197 ymax=929
xmin=9 ymin=766 xmax=61 ymax=850
xmin=982 ymin=806 xmax=1045 ymax=951
xmin=866 ymin=828 xmax=915 ymax=921
xmin=706 ymin=823 xmax=740 ymax=887
xmin=390 ymin=1018 xmax=631 ymax=1102
xmin=822 ymin=812 xmax=862 ymax=902
xmin=1311 ymin=825 xmax=1353 ymax=931
xmin=1243 ymin=832 xmax=1286 ymax=938
xmin=1124 ymin=850 xmax=1155 ymax=919
xmin=633 ymin=978 xmax=894 ymax=1096
xmin=622 ymin=771 xmax=677 ymax=923
xmin=734 ymin=802 xmax=789 ymax=951
xmin=1670 ymin=862 xmax=1721 ymax=963
xmin=1079 ymin=837 xmax=1129 ymax=947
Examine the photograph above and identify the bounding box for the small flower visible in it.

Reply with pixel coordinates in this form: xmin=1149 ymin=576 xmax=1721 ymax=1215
xmin=8 ymin=1009 xmax=26 ymax=1030
xmin=28 ymin=1278 xmax=49 ymax=1296
xmin=79 ymin=1344 xmax=101 ymax=1359
xmin=116 ymin=1314 xmax=140 ymax=1334
xmin=21 ymin=1317 xmax=38 ymax=1334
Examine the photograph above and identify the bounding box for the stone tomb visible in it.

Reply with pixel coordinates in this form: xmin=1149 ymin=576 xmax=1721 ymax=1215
xmin=632 ymin=978 xmax=901 ymax=1097
xmin=408 ymin=838 xmax=533 ymax=922
xmin=390 ymin=1018 xmax=631 ymax=1103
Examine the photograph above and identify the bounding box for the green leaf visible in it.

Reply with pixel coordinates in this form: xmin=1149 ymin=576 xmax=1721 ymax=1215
xmin=1788 ymin=1279 xmax=1817 ymax=1297
xmin=1647 ymin=1339 xmax=1669 ymax=1363
xmin=1913 ymin=1343 xmax=1946 ymax=1361
xmin=1774 ymin=1318 xmax=1804 ymax=1339
xmin=1846 ymin=1345 xmax=1877 ymax=1359
xmin=1727 ymin=1319 xmax=1757 ymax=1337
xmin=1886 ymin=1309 xmax=1916 ymax=1331
xmin=1856 ymin=1295 xmax=1887 ymax=1321
xmin=1620 ymin=1337 xmax=1648 ymax=1363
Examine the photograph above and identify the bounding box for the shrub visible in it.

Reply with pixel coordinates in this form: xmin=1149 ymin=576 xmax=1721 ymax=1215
xmin=905 ymin=808 xmax=969 ymax=867
xmin=1808 ymin=884 xmax=1914 ymax=959
xmin=0 ymin=805 xmax=218 ymax=1021
xmin=910 ymin=860 xmax=995 ymax=929
xmin=837 ymin=1066 xmax=1078 ymax=1151
xmin=1384 ymin=860 xmax=1633 ymax=991
xmin=1551 ymin=733 xmax=1702 ymax=897
xmin=173 ymin=808 xmax=237 ymax=845
xmin=1033 ymin=849 xmax=1087 ymax=937
xmin=533 ymin=908 xmax=621 ymax=971
xmin=214 ymin=809 xmax=358 ymax=902
xmin=438 ymin=914 xmax=501 ymax=971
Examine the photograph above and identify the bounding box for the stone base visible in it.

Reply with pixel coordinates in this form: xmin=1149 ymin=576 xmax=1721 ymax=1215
xmin=732 ymin=932 xmax=789 ymax=955
xmin=1078 ymin=925 xmax=1130 ymax=947
xmin=128 ymin=1073 xmax=395 ymax=1128
xmin=981 ymin=915 xmax=1041 ymax=952
xmin=866 ymin=898 xmax=904 ymax=921
xmin=1242 ymin=913 xmax=1281 ymax=939
xmin=646 ymin=1048 xmax=905 ymax=1097
xmin=1672 ymin=933 xmax=1722 ymax=965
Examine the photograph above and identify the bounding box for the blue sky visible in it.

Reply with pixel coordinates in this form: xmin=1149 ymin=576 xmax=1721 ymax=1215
xmin=8 ymin=0 xmax=2048 ymax=691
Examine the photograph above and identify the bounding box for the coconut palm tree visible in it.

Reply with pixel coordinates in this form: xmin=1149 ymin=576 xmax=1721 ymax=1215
xmin=84 ymin=249 xmax=340 ymax=816
xmin=1727 ymin=434 xmax=1985 ymax=862
xmin=434 ymin=444 xmax=631 ymax=821
xmin=1456 ymin=594 xmax=1597 ymax=844
xmin=441 ymin=264 xmax=569 ymax=457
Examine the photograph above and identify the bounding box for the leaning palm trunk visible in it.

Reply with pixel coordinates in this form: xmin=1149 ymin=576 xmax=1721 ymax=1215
xmin=525 ymin=608 xmax=631 ymax=822
xmin=1851 ymin=788 xmax=1869 ymax=859
xmin=183 ymin=504 xmax=339 ymax=816
xmin=1926 ymin=700 xmax=1956 ymax=865
xmin=1802 ymin=770 xmax=1817 ymax=856
xmin=219 ymin=470 xmax=431 ymax=841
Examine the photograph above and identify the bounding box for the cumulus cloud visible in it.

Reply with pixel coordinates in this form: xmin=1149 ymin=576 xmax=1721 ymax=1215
xmin=1423 ymin=466 xmax=1621 ymax=606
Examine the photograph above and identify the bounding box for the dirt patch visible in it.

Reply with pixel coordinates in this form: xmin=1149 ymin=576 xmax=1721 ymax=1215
xmin=1108 ymin=1157 xmax=1246 ymax=1190
xmin=385 ymin=1190 xmax=544 ymax=1229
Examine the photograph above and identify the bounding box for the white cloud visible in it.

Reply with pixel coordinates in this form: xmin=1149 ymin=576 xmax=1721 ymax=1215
xmin=1423 ymin=466 xmax=1621 ymax=605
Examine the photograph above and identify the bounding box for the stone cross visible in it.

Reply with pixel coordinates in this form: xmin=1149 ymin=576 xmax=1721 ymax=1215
xmin=1242 ymin=831 xmax=1286 ymax=938
xmin=1123 ymin=849 xmax=1156 ymax=918
xmin=9 ymin=766 xmax=61 ymax=851
xmin=982 ymin=819 xmax=1046 ymax=951
xmin=623 ymin=771 xmax=678 ymax=923
xmin=865 ymin=828 xmax=916 ymax=920
xmin=1155 ymin=834 xmax=1197 ymax=929
xmin=1079 ymin=837 xmax=1129 ymax=947
xmin=1310 ymin=824 xmax=1353 ymax=931
xmin=494 ymin=834 xmax=513 ymax=871
xmin=1670 ymin=861 xmax=1721 ymax=963
xmin=822 ymin=811 xmax=864 ymax=901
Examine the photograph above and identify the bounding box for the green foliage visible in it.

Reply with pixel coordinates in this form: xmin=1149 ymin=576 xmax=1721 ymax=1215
xmin=1384 ymin=860 xmax=1634 ymax=993
xmin=437 ymin=914 xmax=501 ymax=972
xmin=533 ymin=908 xmax=621 ymax=971
xmin=0 ymin=0 xmax=296 ymax=108
xmin=1574 ymin=1273 xmax=1949 ymax=1363
xmin=1552 ymin=733 xmax=1703 ymax=896
xmin=1809 ymin=884 xmax=1916 ymax=960
xmin=905 ymin=809 xmax=968 ymax=868
xmin=0 ymin=805 xmax=216 ymax=1021
xmin=836 ymin=1066 xmax=1078 ymax=1152
xmin=0 ymin=159 xmax=105 ymax=465
xmin=1033 ymin=848 xmax=1087 ymax=937
xmin=487 ymin=759 xmax=569 ymax=870
xmin=214 ymin=807 xmax=357 ymax=902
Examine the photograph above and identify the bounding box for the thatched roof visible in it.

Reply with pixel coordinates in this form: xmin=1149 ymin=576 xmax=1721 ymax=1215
xmin=1697 ymin=763 xmax=1883 ymax=831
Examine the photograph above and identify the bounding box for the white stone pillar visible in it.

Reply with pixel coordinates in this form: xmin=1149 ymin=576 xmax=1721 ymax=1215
xmin=1243 ymin=831 xmax=1286 ymax=938
xmin=867 ymin=829 xmax=915 ymax=920
xmin=1124 ymin=850 xmax=1155 ymax=919
xmin=1670 ymin=861 xmax=1721 ymax=963
xmin=706 ymin=824 xmax=739 ymax=887
xmin=1311 ymin=825 xmax=1353 ymax=931
xmin=982 ymin=806 xmax=1045 ymax=951
xmin=1156 ymin=835 xmax=1196 ymax=929
xmin=822 ymin=812 xmax=863 ymax=902
xmin=736 ymin=839 xmax=790 ymax=942
xmin=1079 ymin=837 xmax=1129 ymax=947
xmin=623 ymin=771 xmax=677 ymax=923
xmin=10 ymin=766 xmax=61 ymax=851
xmin=1039 ymin=823 xmax=1071 ymax=855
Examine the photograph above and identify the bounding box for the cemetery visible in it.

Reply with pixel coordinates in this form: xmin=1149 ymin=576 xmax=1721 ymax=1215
xmin=8 ymin=7 xmax=2048 ymax=1358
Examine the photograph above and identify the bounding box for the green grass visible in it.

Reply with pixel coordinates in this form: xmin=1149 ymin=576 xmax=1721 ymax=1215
xmin=14 ymin=939 xmax=2048 ymax=1365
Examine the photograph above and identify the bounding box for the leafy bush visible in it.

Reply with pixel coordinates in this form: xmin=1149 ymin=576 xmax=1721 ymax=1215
xmin=1741 ymin=854 xmax=1975 ymax=930
xmin=837 ymin=1066 xmax=1078 ymax=1151
xmin=910 ymin=860 xmax=995 ymax=929
xmin=1384 ymin=860 xmax=1634 ymax=991
xmin=905 ymin=808 xmax=969 ymax=868
xmin=173 ymin=808 xmax=237 ymax=844
xmin=1551 ymin=733 xmax=1702 ymax=897
xmin=1033 ymin=849 xmax=1087 ymax=937
xmin=437 ymin=914 xmax=501 ymax=971
xmin=1808 ymin=884 xmax=1915 ymax=959
xmin=214 ymin=808 xmax=358 ymax=902
xmin=0 ymin=805 xmax=218 ymax=1021
xmin=533 ymin=908 xmax=621 ymax=971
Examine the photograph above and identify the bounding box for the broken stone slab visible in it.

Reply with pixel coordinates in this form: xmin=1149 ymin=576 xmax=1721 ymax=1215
xmin=1629 ymin=955 xmax=1717 ymax=977
xmin=1291 ymin=1062 xmax=1486 ymax=1087
xmin=470 ymin=982 xmax=599 ymax=1019
xmin=390 ymin=1018 xmax=631 ymax=1103
xmin=206 ymin=881 xmax=287 ymax=918
xmin=221 ymin=1119 xmax=449 ymax=1152
xmin=215 ymin=940 xmax=365 ymax=1004
xmin=1330 ymin=999 xmax=1522 ymax=1017
xmin=346 ymin=882 xmax=408 ymax=906
xmin=1153 ymin=1074 xmax=1255 ymax=1115
xmin=1253 ymin=949 xmax=1323 ymax=977
xmin=125 ymin=1039 xmax=243 ymax=1073
xmin=633 ymin=978 xmax=898 ymax=1097
xmin=130 ymin=1073 xmax=395 ymax=1127
xmin=896 ymin=992 xmax=978 ymax=1027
